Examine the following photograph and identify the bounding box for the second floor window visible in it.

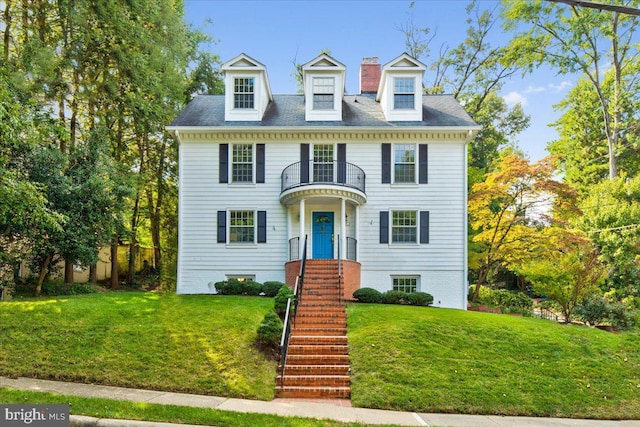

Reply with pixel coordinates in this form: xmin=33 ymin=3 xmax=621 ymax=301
xmin=313 ymin=144 xmax=334 ymax=182
xmin=234 ymin=77 xmax=254 ymax=109
xmin=394 ymin=144 xmax=415 ymax=183
xmin=313 ymin=77 xmax=334 ymax=110
xmin=393 ymin=77 xmax=415 ymax=109
xmin=232 ymin=144 xmax=253 ymax=183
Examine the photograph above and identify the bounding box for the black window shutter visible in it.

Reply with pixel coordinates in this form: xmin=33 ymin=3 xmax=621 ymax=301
xmin=381 ymin=144 xmax=391 ymax=184
xmin=256 ymin=144 xmax=265 ymax=183
xmin=219 ymin=144 xmax=228 ymax=184
xmin=300 ymin=144 xmax=310 ymax=184
xmin=217 ymin=211 xmax=227 ymax=243
xmin=419 ymin=144 xmax=428 ymax=184
xmin=257 ymin=211 xmax=267 ymax=243
xmin=337 ymin=143 xmax=346 ymax=183
xmin=380 ymin=211 xmax=389 ymax=244
xmin=420 ymin=211 xmax=429 ymax=244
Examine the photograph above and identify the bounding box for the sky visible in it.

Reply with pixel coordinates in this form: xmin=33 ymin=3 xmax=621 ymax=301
xmin=183 ymin=0 xmax=577 ymax=161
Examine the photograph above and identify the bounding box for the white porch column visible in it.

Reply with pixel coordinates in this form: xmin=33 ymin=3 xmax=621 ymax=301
xmin=340 ymin=198 xmax=346 ymax=260
xmin=299 ymin=199 xmax=305 ymax=259
xmin=355 ymin=205 xmax=360 ymax=262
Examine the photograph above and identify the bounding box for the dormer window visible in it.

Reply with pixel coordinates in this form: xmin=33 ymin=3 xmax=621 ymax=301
xmin=313 ymin=77 xmax=335 ymax=110
xmin=234 ymin=78 xmax=255 ymax=109
xmin=393 ymin=78 xmax=415 ymax=109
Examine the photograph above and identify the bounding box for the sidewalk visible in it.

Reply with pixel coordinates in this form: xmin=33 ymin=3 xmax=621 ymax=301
xmin=1 ymin=377 xmax=638 ymax=427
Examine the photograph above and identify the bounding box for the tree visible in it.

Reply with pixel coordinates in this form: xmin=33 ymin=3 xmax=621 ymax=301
xmin=577 ymin=176 xmax=640 ymax=297
xmin=502 ymin=0 xmax=640 ymax=179
xmin=468 ymin=154 xmax=581 ymax=301
xmin=517 ymin=244 xmax=607 ymax=323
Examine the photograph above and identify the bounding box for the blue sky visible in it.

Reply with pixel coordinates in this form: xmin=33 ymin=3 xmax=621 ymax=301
xmin=184 ymin=0 xmax=576 ymax=161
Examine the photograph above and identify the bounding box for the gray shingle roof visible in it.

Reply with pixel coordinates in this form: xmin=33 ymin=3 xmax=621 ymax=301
xmin=169 ymin=94 xmax=478 ymax=128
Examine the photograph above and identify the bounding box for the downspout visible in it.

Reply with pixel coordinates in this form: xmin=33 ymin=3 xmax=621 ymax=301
xmin=463 ymin=129 xmax=472 ymax=310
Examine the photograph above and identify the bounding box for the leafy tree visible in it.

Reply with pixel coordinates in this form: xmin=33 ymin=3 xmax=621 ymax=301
xmin=517 ymin=245 xmax=607 ymax=323
xmin=468 ymin=154 xmax=581 ymax=301
xmin=502 ymin=0 xmax=640 ymax=179
xmin=577 ymin=176 xmax=640 ymax=297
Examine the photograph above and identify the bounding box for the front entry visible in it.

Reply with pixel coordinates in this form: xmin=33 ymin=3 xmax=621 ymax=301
xmin=312 ymin=212 xmax=334 ymax=259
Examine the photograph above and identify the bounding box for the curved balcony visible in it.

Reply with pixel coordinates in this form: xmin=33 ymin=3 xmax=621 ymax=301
xmin=280 ymin=161 xmax=366 ymax=205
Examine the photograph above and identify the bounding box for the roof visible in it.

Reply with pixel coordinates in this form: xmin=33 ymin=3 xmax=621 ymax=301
xmin=168 ymin=94 xmax=478 ymax=129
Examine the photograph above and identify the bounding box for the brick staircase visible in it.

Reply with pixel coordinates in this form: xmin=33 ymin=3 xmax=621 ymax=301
xmin=275 ymin=259 xmax=350 ymax=399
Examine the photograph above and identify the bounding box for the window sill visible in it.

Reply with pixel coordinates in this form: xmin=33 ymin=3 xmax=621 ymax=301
xmin=229 ymin=182 xmax=257 ymax=187
xmin=226 ymin=243 xmax=258 ymax=249
xmin=388 ymin=243 xmax=420 ymax=248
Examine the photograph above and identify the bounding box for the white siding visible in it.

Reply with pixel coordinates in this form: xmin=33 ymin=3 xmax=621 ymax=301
xmin=177 ymin=135 xmax=468 ymax=309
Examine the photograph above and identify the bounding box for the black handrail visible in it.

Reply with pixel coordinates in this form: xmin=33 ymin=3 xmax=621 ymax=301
xmin=279 ymin=235 xmax=308 ymax=387
xmin=281 ymin=161 xmax=366 ymax=194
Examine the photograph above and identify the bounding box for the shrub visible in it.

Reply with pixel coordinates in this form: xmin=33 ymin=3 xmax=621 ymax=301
xmin=353 ymin=287 xmax=383 ymax=303
xmin=41 ymin=282 xmax=97 ymax=296
xmin=607 ymin=302 xmax=635 ymax=331
xmin=575 ymin=296 xmax=608 ymax=326
xmin=263 ymin=281 xmax=285 ymax=297
xmin=214 ymin=281 xmax=227 ymax=294
xmin=274 ymin=285 xmax=294 ymax=315
xmin=242 ymin=280 xmax=263 ymax=296
xmin=224 ymin=279 xmax=244 ymax=295
xmin=474 ymin=287 xmax=533 ymax=314
xmin=406 ymin=291 xmax=434 ymax=306
xmin=256 ymin=311 xmax=283 ymax=350
xmin=382 ymin=290 xmax=409 ymax=304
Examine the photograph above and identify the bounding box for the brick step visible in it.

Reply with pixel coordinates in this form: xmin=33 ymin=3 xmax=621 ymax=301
xmin=276 ymin=375 xmax=350 ymax=387
xmin=289 ymin=336 xmax=348 ymax=345
xmin=279 ymin=364 xmax=350 ymax=376
xmin=285 ymin=354 xmax=349 ymax=365
xmin=293 ymin=319 xmax=346 ymax=328
xmin=296 ymin=310 xmax=345 ymax=317
xmin=287 ymin=344 xmax=348 ymax=356
xmin=291 ymin=327 xmax=347 ymax=336
xmin=297 ymin=304 xmax=345 ymax=311
xmin=275 ymin=386 xmax=350 ymax=399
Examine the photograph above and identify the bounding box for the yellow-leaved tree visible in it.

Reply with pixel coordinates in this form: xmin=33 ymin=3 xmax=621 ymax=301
xmin=468 ymin=154 xmax=582 ymax=301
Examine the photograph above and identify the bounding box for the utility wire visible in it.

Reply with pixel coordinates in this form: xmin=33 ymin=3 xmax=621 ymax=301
xmin=546 ymin=0 xmax=640 ymax=16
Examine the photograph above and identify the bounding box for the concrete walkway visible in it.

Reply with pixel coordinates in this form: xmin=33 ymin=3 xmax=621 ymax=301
xmin=1 ymin=377 xmax=638 ymax=427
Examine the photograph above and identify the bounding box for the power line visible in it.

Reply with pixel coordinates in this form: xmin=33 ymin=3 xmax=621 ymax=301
xmin=587 ymin=223 xmax=640 ymax=233
xmin=546 ymin=0 xmax=640 ymax=16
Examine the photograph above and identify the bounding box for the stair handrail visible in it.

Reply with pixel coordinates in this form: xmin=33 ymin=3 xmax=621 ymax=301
xmin=279 ymin=235 xmax=308 ymax=388
xmin=337 ymin=234 xmax=343 ymax=304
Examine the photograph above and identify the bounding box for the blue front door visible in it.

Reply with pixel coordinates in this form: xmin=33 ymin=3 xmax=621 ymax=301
xmin=312 ymin=212 xmax=334 ymax=259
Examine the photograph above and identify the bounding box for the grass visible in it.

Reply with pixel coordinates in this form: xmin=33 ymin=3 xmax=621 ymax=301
xmin=347 ymin=303 xmax=640 ymax=419
xmin=0 ymin=292 xmax=276 ymax=400
xmin=2 ymin=293 xmax=639 ymax=420
xmin=0 ymin=388 xmax=400 ymax=427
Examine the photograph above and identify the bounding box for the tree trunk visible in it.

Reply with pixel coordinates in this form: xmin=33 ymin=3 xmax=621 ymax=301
xmin=89 ymin=263 xmax=97 ymax=284
xmin=110 ymin=240 xmax=118 ymax=289
xmin=471 ymin=267 xmax=488 ymax=302
xmin=64 ymin=260 xmax=74 ymax=284
xmin=36 ymin=254 xmax=52 ymax=296
xmin=3 ymin=1 xmax=12 ymax=60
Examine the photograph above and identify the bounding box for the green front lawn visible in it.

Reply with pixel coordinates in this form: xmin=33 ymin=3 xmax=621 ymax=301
xmin=0 ymin=293 xmax=276 ymax=400
xmin=347 ymin=303 xmax=640 ymax=419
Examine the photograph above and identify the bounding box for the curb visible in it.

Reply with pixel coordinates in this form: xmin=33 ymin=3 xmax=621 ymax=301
xmin=70 ymin=415 xmax=213 ymax=427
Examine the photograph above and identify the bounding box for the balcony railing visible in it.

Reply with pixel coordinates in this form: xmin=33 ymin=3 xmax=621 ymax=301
xmin=289 ymin=235 xmax=357 ymax=261
xmin=281 ymin=161 xmax=366 ymax=194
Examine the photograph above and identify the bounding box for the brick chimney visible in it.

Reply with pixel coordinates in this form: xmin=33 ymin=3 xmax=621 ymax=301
xmin=359 ymin=57 xmax=381 ymax=94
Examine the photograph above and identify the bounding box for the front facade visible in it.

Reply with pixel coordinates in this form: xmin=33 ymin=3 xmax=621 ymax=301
xmin=167 ymin=53 xmax=479 ymax=310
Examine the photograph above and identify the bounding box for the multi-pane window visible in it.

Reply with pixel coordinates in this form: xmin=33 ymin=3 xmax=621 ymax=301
xmin=394 ymin=144 xmax=415 ymax=183
xmin=392 ymin=210 xmax=417 ymax=243
xmin=393 ymin=277 xmax=418 ymax=293
xmin=229 ymin=210 xmax=254 ymax=243
xmin=234 ymin=77 xmax=254 ymax=109
xmin=232 ymin=144 xmax=253 ymax=183
xmin=313 ymin=77 xmax=335 ymax=110
xmin=393 ymin=77 xmax=415 ymax=109
xmin=313 ymin=144 xmax=334 ymax=182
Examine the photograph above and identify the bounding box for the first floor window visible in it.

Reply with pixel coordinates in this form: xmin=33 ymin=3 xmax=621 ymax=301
xmin=393 ymin=276 xmax=418 ymax=293
xmin=229 ymin=210 xmax=254 ymax=243
xmin=392 ymin=210 xmax=417 ymax=243
xmin=232 ymin=143 xmax=253 ymax=182
xmin=234 ymin=77 xmax=254 ymax=109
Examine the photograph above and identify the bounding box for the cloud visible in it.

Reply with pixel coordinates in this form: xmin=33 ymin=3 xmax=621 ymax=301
xmin=547 ymin=80 xmax=572 ymax=92
xmin=503 ymin=91 xmax=528 ymax=107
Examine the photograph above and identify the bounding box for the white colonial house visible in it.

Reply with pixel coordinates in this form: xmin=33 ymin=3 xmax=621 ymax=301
xmin=167 ymin=52 xmax=479 ymax=310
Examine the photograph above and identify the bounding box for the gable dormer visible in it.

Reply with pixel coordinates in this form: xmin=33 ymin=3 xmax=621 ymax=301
xmin=302 ymin=54 xmax=346 ymax=121
xmin=376 ymin=53 xmax=426 ymax=122
xmin=222 ymin=53 xmax=273 ymax=122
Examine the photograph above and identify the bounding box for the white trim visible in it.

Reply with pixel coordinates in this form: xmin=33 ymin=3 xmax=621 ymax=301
xmin=391 ymin=142 xmax=418 ymax=185
xmin=388 ymin=208 xmax=420 ymax=246
xmin=229 ymin=142 xmax=256 ymax=185
xmin=227 ymin=209 xmax=258 ymax=245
